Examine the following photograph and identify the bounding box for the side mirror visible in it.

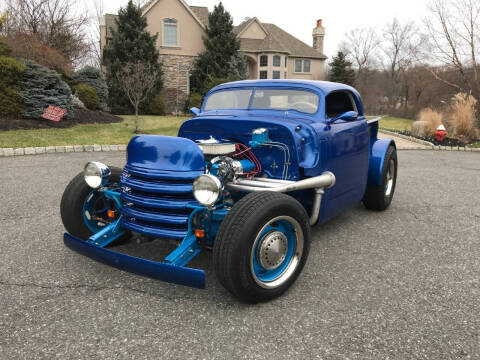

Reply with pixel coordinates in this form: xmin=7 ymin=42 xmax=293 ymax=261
xmin=190 ymin=107 xmax=200 ymax=116
xmin=327 ymin=111 xmax=358 ymax=125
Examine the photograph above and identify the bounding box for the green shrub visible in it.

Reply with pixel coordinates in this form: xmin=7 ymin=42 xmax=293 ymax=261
xmin=73 ymin=83 xmax=99 ymax=110
xmin=188 ymin=92 xmax=203 ymax=109
xmin=73 ymin=66 xmax=109 ymax=111
xmin=0 ymin=56 xmax=26 ymax=118
xmin=148 ymin=93 xmax=165 ymax=115
xmin=18 ymin=59 xmax=72 ymax=119
xmin=0 ymin=38 xmax=11 ymax=57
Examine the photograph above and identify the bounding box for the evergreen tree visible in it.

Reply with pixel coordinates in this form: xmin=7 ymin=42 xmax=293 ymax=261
xmin=328 ymin=51 xmax=356 ymax=86
xmin=103 ymin=1 xmax=162 ymax=114
xmin=190 ymin=2 xmax=247 ymax=94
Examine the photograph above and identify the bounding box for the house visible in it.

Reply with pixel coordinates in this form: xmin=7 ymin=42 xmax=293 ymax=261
xmin=100 ymin=0 xmax=327 ymax=114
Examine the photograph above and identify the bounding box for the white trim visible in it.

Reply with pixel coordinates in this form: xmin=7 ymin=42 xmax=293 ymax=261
xmin=142 ymin=0 xmax=206 ymax=30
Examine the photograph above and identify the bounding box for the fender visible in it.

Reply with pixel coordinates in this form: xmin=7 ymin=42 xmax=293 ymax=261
xmin=367 ymin=139 xmax=396 ymax=186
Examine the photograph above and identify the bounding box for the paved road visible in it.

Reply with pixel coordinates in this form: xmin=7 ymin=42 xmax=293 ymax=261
xmin=1 ymin=151 xmax=479 ymax=359
xmin=378 ymin=132 xmax=430 ymax=150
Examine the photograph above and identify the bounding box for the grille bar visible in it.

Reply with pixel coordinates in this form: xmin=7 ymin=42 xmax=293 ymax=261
xmin=122 ymin=205 xmax=189 ymax=225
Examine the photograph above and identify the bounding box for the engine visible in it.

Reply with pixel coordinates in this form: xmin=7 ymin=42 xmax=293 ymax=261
xmin=195 ymin=128 xmax=291 ymax=183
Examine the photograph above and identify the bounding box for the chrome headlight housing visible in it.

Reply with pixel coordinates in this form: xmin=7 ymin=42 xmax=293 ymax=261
xmin=84 ymin=162 xmax=111 ymax=189
xmin=193 ymin=174 xmax=223 ymax=207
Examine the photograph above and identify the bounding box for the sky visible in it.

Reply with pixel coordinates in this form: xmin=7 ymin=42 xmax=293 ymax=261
xmin=102 ymin=0 xmax=433 ymax=59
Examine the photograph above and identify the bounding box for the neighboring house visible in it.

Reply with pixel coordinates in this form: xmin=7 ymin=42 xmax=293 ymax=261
xmin=100 ymin=0 xmax=327 ymax=114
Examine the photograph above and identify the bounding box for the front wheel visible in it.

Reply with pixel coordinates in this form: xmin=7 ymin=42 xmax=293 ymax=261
xmin=60 ymin=166 xmax=128 ymax=242
xmin=214 ymin=192 xmax=311 ymax=303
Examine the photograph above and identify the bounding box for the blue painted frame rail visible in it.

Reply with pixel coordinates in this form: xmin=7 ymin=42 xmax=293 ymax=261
xmin=64 ymin=233 xmax=206 ymax=289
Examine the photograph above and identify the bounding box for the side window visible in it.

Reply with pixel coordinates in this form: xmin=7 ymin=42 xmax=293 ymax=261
xmin=259 ymin=70 xmax=268 ymax=79
xmin=163 ymin=18 xmax=178 ymax=46
xmin=325 ymin=91 xmax=357 ymax=119
xmin=260 ymin=55 xmax=268 ymax=67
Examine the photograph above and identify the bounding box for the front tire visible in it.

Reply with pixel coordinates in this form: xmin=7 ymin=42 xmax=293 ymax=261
xmin=363 ymin=145 xmax=398 ymax=211
xmin=214 ymin=192 xmax=311 ymax=303
xmin=60 ymin=166 xmax=127 ymax=241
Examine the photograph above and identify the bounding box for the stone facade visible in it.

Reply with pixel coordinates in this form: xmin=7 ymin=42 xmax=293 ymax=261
xmin=159 ymin=54 xmax=196 ymax=114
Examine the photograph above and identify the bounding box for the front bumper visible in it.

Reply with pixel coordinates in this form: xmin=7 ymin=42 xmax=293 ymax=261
xmin=64 ymin=233 xmax=206 ymax=289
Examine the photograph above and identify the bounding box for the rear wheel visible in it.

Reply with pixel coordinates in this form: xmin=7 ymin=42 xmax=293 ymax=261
xmin=363 ymin=145 xmax=397 ymax=211
xmin=214 ymin=192 xmax=310 ymax=303
xmin=60 ymin=166 xmax=128 ymax=242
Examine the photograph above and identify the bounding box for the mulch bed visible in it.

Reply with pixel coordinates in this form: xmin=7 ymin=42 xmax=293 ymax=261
xmin=395 ymin=130 xmax=475 ymax=147
xmin=0 ymin=109 xmax=123 ymax=131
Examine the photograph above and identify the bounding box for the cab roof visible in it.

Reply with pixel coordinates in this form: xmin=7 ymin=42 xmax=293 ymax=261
xmin=212 ymin=79 xmax=360 ymax=97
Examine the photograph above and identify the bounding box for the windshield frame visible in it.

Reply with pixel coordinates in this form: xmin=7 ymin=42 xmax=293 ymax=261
xmin=202 ymin=86 xmax=321 ymax=116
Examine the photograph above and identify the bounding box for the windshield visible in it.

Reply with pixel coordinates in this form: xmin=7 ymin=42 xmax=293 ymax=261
xmin=203 ymin=88 xmax=319 ymax=114
xmin=203 ymin=89 xmax=252 ymax=110
xmin=251 ymin=89 xmax=319 ymax=114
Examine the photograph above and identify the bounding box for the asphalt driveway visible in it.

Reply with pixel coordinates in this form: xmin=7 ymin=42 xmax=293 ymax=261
xmin=0 ymin=150 xmax=479 ymax=359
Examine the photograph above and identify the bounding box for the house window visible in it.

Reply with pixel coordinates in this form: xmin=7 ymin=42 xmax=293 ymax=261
xmin=285 ymin=56 xmax=287 ymax=67
xmin=259 ymin=70 xmax=268 ymax=79
xmin=273 ymin=55 xmax=281 ymax=67
xmin=304 ymin=59 xmax=311 ymax=73
xmin=295 ymin=59 xmax=302 ymax=72
xmin=295 ymin=59 xmax=312 ymax=73
xmin=260 ymin=55 xmax=268 ymax=67
xmin=284 ymin=71 xmax=287 ymax=79
xmin=272 ymin=71 xmax=281 ymax=79
xmin=163 ymin=18 xmax=178 ymax=46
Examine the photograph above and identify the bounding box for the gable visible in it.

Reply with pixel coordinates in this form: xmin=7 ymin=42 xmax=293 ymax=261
xmin=143 ymin=0 xmax=206 ymax=30
xmin=237 ymin=18 xmax=267 ymax=40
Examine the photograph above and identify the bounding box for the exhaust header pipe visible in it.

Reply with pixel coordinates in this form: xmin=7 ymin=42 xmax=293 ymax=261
xmin=226 ymin=172 xmax=336 ymax=225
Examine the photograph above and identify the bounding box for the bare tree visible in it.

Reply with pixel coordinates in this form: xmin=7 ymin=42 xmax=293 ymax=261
xmin=116 ymin=62 xmax=159 ymax=133
xmin=381 ymin=18 xmax=421 ymax=109
xmin=423 ymin=0 xmax=480 ymax=98
xmin=345 ymin=27 xmax=380 ymax=76
xmin=86 ymin=0 xmax=104 ymax=68
xmin=4 ymin=0 xmax=90 ymax=66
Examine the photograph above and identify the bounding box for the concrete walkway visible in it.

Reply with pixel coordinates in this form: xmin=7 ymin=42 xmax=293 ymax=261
xmin=378 ymin=131 xmax=430 ymax=150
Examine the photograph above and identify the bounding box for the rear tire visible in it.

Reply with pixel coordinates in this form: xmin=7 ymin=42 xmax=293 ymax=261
xmin=363 ymin=145 xmax=397 ymax=211
xmin=214 ymin=192 xmax=310 ymax=303
xmin=60 ymin=166 xmax=129 ymax=242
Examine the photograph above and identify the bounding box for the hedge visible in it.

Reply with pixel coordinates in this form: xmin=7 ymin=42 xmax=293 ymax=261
xmin=73 ymin=66 xmax=108 ymax=111
xmin=149 ymin=93 xmax=166 ymax=115
xmin=0 ymin=55 xmax=26 ymax=118
xmin=74 ymin=83 xmax=99 ymax=110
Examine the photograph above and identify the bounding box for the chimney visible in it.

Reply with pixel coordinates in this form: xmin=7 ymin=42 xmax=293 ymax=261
xmin=313 ymin=19 xmax=325 ymax=54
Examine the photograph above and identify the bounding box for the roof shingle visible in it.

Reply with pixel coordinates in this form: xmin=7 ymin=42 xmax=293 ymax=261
xmin=236 ymin=20 xmax=327 ymax=59
xmin=190 ymin=6 xmax=209 ymax=27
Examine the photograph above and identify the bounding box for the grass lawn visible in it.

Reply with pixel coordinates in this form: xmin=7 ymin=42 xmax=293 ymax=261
xmin=378 ymin=116 xmax=414 ymax=132
xmin=0 ymin=115 xmax=190 ymax=148
xmin=469 ymin=141 xmax=480 ymax=148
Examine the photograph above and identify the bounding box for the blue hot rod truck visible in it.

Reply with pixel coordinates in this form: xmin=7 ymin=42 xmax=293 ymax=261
xmin=61 ymin=80 xmax=397 ymax=303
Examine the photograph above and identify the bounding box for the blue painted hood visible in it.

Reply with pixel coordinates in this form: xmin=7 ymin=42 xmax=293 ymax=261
xmin=179 ymin=115 xmax=321 ymax=169
xmin=126 ymin=135 xmax=205 ymax=172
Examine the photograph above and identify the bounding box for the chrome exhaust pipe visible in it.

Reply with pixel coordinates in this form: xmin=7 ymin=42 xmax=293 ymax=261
xmin=226 ymin=172 xmax=336 ymax=226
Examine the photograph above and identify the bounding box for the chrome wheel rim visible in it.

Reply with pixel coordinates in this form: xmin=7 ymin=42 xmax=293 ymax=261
xmin=385 ymin=159 xmax=395 ymax=197
xmin=250 ymin=216 xmax=304 ymax=289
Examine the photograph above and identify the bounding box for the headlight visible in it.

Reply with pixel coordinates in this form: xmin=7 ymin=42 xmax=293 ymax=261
xmin=193 ymin=174 xmax=222 ymax=207
xmin=84 ymin=162 xmax=111 ymax=189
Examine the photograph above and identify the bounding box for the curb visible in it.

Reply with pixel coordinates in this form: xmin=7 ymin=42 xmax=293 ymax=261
xmin=0 ymin=144 xmax=127 ymax=157
xmin=379 ymin=129 xmax=480 ymax=152
xmin=1 ymin=138 xmax=480 ymax=157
